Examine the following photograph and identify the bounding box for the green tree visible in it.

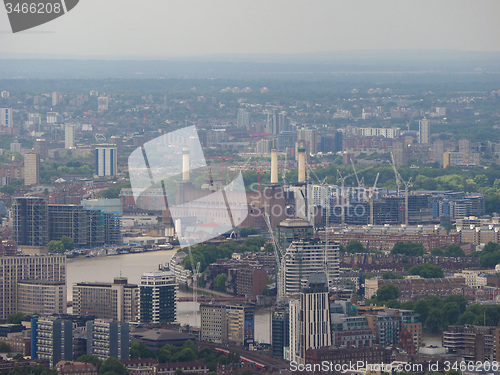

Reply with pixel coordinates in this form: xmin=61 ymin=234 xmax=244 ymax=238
xmin=77 ymin=355 xmax=103 ymax=370
xmin=213 ymin=274 xmax=228 ymax=292
xmin=7 ymin=312 xmax=26 ymax=324
xmin=408 ymin=263 xmax=444 ymax=278
xmin=391 ymin=241 xmax=425 ymax=256
xmin=430 ymin=247 xmax=444 ymax=256
xmin=376 ymin=284 xmax=399 ymax=302
xmin=426 ymin=308 xmax=444 ymax=332
xmin=61 ymin=236 xmax=74 ymax=250
xmin=0 ymin=342 xmax=11 ymax=352
xmin=443 ymin=244 xmax=465 ymax=257
xmin=130 ymin=341 xmax=155 ymax=359
xmin=47 ymin=240 xmax=64 ymax=253
xmin=99 ymin=357 xmax=127 ymax=375
xmin=346 ymin=240 xmax=365 ymax=254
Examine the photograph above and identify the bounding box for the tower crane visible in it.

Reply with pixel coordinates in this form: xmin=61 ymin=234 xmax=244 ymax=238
xmin=186 ymin=245 xmax=201 ymax=325
xmin=263 ymin=212 xmax=286 ymax=302
xmin=390 ymin=154 xmax=413 ymax=225
xmin=336 ymin=166 xmax=372 ymax=226
xmin=390 ymin=152 xmax=402 ymax=196
xmin=369 ymin=173 xmax=380 ymax=225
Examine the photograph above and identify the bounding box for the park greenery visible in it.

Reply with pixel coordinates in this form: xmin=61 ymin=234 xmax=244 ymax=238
xmin=129 ymin=340 xmax=239 ymax=373
xmin=47 ymin=236 xmax=74 ymax=253
xmin=181 ymin=237 xmax=267 ymax=273
xmin=76 ymin=355 xmax=127 ymax=375
xmin=369 ymin=290 xmax=500 ymax=333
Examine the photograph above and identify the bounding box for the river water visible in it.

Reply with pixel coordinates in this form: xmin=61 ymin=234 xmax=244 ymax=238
xmin=66 ymin=250 xmax=272 ymax=344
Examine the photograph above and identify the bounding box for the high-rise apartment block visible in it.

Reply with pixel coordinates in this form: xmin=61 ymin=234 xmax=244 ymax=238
xmin=73 ymin=277 xmax=139 ymax=322
xmin=65 ymin=124 xmax=74 ymax=149
xmin=95 ymin=145 xmax=117 ymax=177
xmin=289 ymin=273 xmax=331 ymax=365
xmin=418 ymin=118 xmax=430 ymax=144
xmin=32 ymin=316 xmax=74 ymax=367
xmin=0 ymin=108 xmax=13 ymax=128
xmin=0 ymin=254 xmax=66 ymax=319
xmin=139 ymin=271 xmax=177 ymax=324
xmin=282 ymin=239 xmax=339 ymax=297
xmin=24 ymin=153 xmax=40 ymax=186
xmin=86 ymin=319 xmax=130 ymax=361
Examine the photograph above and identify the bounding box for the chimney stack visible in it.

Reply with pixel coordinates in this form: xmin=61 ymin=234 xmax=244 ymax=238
xmin=298 ymin=146 xmax=306 ymax=183
xmin=271 ymin=148 xmax=278 ymax=184
xmin=182 ymin=146 xmax=190 ymax=182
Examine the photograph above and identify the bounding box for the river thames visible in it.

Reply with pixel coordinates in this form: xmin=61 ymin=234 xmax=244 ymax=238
xmin=66 ymin=250 xmax=271 ymax=344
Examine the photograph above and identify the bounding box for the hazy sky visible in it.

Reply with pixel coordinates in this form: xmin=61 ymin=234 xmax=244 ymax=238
xmin=1 ymin=0 xmax=499 ymax=58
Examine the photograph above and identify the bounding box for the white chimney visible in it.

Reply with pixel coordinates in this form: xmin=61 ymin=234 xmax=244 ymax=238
xmin=182 ymin=146 xmax=190 ymax=182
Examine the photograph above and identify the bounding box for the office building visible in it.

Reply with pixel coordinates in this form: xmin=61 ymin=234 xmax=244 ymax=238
xmin=17 ymin=280 xmax=66 ymax=315
xmin=0 ymin=254 xmax=66 ymax=319
xmin=282 ymin=239 xmax=339 ymax=297
xmin=200 ymin=303 xmax=254 ymax=346
xmin=139 ymin=271 xmax=177 ymax=324
xmin=86 ymin=319 xmax=130 ymax=361
xmin=24 ymin=153 xmax=40 ymax=185
xmin=418 ymin=119 xmax=429 ymax=144
xmin=330 ymin=315 xmax=375 ymax=348
xmin=13 ymin=197 xmax=49 ymax=247
xmin=276 ymin=217 xmax=314 ymax=250
xmin=0 ymin=108 xmax=13 ymax=128
xmin=444 ymin=325 xmax=495 ymax=361
xmin=271 ymin=306 xmax=289 ymax=359
xmin=95 ymin=145 xmax=117 ymax=177
xmin=65 ymin=124 xmax=74 ymax=149
xmin=289 ymin=273 xmax=331 ymax=365
xmin=73 ymin=277 xmax=139 ymax=322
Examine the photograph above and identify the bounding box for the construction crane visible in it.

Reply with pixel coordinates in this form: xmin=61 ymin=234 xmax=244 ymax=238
xmin=390 ymin=152 xmax=402 ymax=196
xmin=358 ymin=242 xmax=370 ymax=301
xmin=369 ymin=173 xmax=380 ymax=225
xmin=405 ymin=111 xmax=417 ymax=132
xmin=186 ymin=245 xmax=201 ymax=325
xmin=336 ymin=166 xmax=372 ymax=226
xmin=263 ymin=212 xmax=285 ymax=302
xmin=390 ymin=154 xmax=413 ymax=225
xmin=403 ymin=177 xmax=413 ymax=225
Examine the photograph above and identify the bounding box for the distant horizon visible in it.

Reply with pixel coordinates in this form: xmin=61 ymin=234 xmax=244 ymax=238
xmin=1 ymin=49 xmax=500 ymax=62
